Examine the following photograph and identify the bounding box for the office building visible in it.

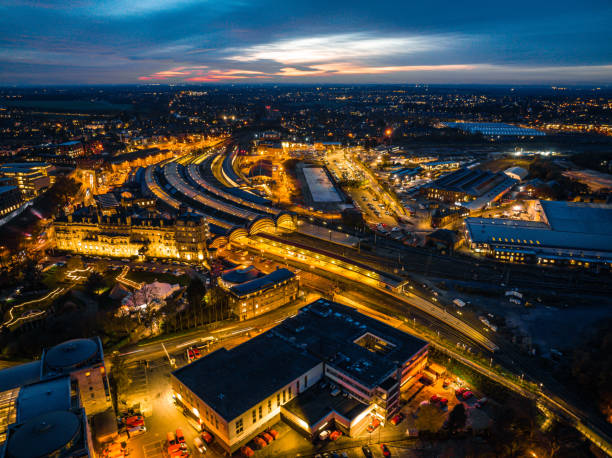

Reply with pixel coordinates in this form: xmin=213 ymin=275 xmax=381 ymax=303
xmin=0 ymin=162 xmax=54 ymax=200
xmin=0 ymin=185 xmax=22 ymax=218
xmin=464 ymin=200 xmax=612 ymax=267
xmin=171 ymin=300 xmax=428 ymax=453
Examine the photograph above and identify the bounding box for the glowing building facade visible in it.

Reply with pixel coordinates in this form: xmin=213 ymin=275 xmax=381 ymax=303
xmin=52 ymin=209 xmax=209 ymax=262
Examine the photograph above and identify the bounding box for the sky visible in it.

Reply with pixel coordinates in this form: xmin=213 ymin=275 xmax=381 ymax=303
xmin=0 ymin=0 xmax=611 ymax=85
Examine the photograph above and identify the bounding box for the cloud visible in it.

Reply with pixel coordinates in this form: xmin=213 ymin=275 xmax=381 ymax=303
xmin=226 ymin=33 xmax=458 ymax=64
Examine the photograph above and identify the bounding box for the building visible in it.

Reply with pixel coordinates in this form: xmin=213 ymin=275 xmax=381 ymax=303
xmin=422 ymin=168 xmax=518 ymax=210
xmin=40 ymin=337 xmax=112 ymax=416
xmin=464 ymin=200 xmax=612 ymax=268
xmin=52 ymin=208 xmax=210 ymax=262
xmin=109 ymin=148 xmax=173 ymax=172
xmin=420 ymin=160 xmax=461 ymax=172
xmin=504 ymin=166 xmax=528 ymax=181
xmin=223 ymin=268 xmax=298 ymax=321
xmin=0 ymin=162 xmax=54 ymax=200
xmin=0 ymin=185 xmax=23 ymax=218
xmin=56 ymin=141 xmax=85 ymax=158
xmin=171 ymin=299 xmax=428 ymax=453
xmin=443 ymin=122 xmax=545 ymax=137
xmin=0 ymin=337 xmax=112 ymax=455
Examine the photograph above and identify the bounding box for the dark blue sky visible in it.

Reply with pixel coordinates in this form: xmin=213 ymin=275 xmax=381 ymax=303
xmin=1 ymin=0 xmax=611 ymax=85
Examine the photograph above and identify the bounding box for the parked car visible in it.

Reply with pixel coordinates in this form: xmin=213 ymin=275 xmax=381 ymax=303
xmin=381 ymin=444 xmax=391 ymax=457
xmin=193 ymin=437 xmax=206 ymax=454
xmin=253 ymin=436 xmax=267 ymax=449
xmin=329 ymin=430 xmax=342 ymax=441
xmin=260 ymin=432 xmax=273 ymax=444
xmin=267 ymin=429 xmax=279 ymax=440
xmin=362 ymin=445 xmax=373 ymax=457
xmin=127 ymin=425 xmax=146 ymax=437
xmin=390 ymin=413 xmax=404 ymax=425
xmin=176 ymin=428 xmax=185 ymax=443
xmin=201 ymin=430 xmax=213 ymax=444
xmin=318 ymin=430 xmax=330 ymax=440
xmin=367 ymin=418 xmax=380 ymax=433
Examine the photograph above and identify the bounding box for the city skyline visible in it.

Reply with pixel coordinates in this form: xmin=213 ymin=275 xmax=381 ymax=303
xmin=1 ymin=0 xmax=612 ymax=85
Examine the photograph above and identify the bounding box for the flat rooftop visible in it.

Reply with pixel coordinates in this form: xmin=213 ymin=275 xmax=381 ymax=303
xmin=172 ymin=332 xmax=320 ymax=421
xmin=303 ymin=167 xmax=342 ymax=203
xmin=172 ymin=300 xmax=428 ymax=421
xmin=540 ymin=200 xmax=612 ymax=235
xmin=17 ymin=376 xmax=72 ymax=423
xmin=466 ymin=202 xmax=612 ymax=254
xmin=273 ymin=300 xmax=428 ymax=389
xmin=283 ymin=381 xmax=368 ymax=426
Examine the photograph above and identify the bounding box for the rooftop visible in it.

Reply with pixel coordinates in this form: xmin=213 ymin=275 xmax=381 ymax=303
xmin=0 ymin=362 xmax=42 ymax=393
xmin=283 ymin=381 xmax=368 ymax=426
xmin=274 ymin=300 xmax=428 ymax=389
xmin=4 ymin=409 xmax=86 ymax=458
xmin=17 ymin=377 xmax=72 ymax=423
xmin=172 ymin=333 xmax=320 ymax=421
xmin=229 ymin=268 xmax=295 ymax=297
xmin=466 ymin=202 xmax=612 ymax=255
xmin=41 ymin=337 xmax=103 ymax=377
xmin=173 ymin=300 xmax=428 ymax=421
xmin=220 ymin=265 xmax=262 ymax=285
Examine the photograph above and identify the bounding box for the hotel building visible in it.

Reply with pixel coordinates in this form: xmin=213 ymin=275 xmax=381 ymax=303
xmin=219 ymin=266 xmax=299 ymax=320
xmin=52 ymin=207 xmax=209 ymax=262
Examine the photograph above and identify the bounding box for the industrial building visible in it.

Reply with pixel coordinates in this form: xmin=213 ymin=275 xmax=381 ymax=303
xmin=504 ymin=166 xmax=528 ymax=181
xmin=52 ymin=207 xmax=210 ymax=262
xmin=464 ymin=200 xmax=612 ymax=267
xmin=0 ymin=337 xmax=112 ymax=456
xmin=422 ymin=168 xmax=518 ymax=210
xmin=171 ymin=299 xmax=428 ymax=454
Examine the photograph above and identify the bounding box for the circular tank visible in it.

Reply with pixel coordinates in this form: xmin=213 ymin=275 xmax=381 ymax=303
xmin=6 ymin=410 xmax=81 ymax=457
xmin=45 ymin=338 xmax=98 ymax=371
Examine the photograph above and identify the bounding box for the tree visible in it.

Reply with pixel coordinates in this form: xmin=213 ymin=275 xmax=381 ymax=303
xmin=85 ymin=271 xmax=105 ymax=292
xmin=415 ymin=403 xmax=445 ymax=434
xmin=448 ymin=403 xmax=467 ymax=432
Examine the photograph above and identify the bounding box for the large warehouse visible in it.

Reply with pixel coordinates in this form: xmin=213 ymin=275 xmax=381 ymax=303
xmin=464 ymin=200 xmax=612 ymax=267
xmin=171 ymin=299 xmax=428 ymax=454
xmin=422 ymin=167 xmax=518 ymax=210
